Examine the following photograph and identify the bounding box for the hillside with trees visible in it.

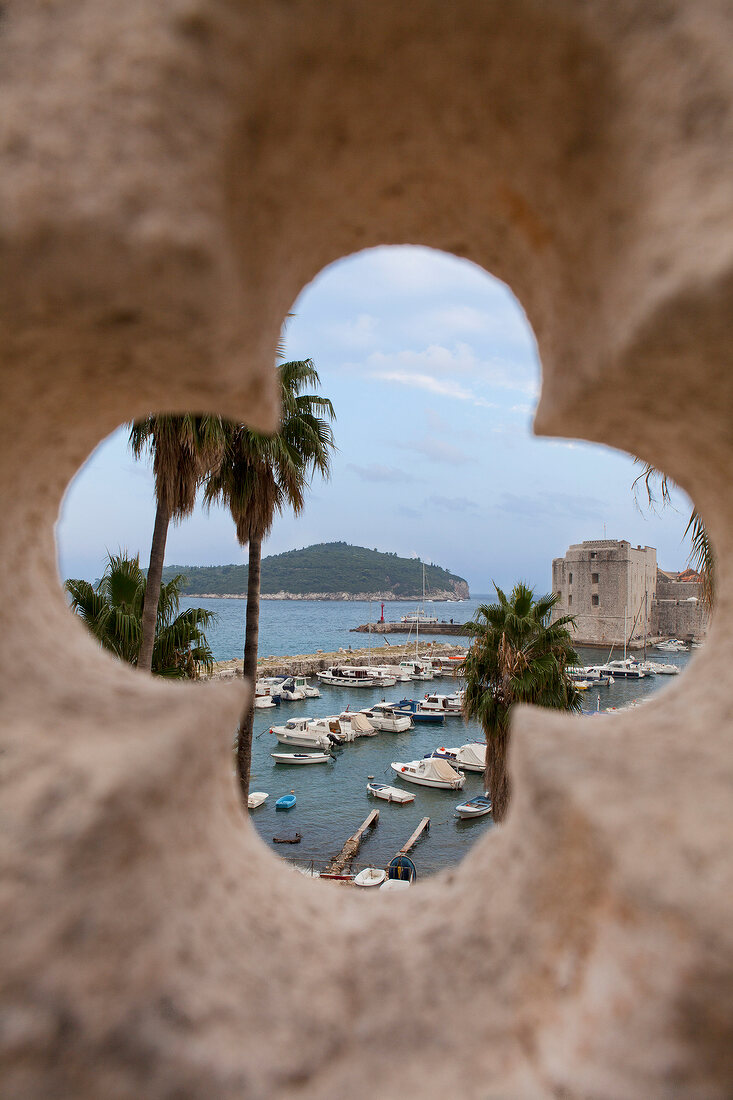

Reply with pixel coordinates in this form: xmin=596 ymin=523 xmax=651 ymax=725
xmin=161 ymin=542 xmax=469 ymax=599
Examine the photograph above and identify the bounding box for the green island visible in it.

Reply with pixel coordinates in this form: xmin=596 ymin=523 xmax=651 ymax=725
xmin=161 ymin=541 xmax=469 ymax=600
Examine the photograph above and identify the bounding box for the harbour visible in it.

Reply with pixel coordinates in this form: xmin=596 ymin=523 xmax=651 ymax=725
xmin=195 ymin=594 xmax=696 ymax=879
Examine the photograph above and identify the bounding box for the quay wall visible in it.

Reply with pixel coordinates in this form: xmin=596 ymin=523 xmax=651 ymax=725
xmin=350 ymin=621 xmax=469 ymax=635
xmin=205 ymin=641 xmax=468 ymax=680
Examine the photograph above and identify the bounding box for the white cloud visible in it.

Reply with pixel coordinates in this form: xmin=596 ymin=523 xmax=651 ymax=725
xmin=353 ymin=342 xmax=539 ymax=401
xmin=326 ymin=313 xmax=378 ymax=350
xmin=371 ymin=369 xmax=493 ymax=405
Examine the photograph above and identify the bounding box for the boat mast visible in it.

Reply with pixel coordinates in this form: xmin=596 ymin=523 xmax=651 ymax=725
xmin=623 ymin=606 xmax=627 ymax=662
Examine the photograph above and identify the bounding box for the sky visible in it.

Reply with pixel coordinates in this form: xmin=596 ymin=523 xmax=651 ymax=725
xmin=56 ymin=246 xmax=694 ymax=593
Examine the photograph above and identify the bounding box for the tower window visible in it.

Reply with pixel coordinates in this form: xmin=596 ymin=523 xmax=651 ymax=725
xmin=592 ymin=594 xmax=599 ymax=606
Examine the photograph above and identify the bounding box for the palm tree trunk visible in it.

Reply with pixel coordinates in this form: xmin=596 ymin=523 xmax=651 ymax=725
xmin=485 ymin=727 xmax=511 ymax=823
xmin=139 ymin=500 xmax=170 ymax=672
xmin=236 ymin=534 xmax=261 ymax=803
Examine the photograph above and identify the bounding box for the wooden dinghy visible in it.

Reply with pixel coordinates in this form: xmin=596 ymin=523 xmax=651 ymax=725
xmin=272 ymin=832 xmax=303 ymax=844
xmin=366 ymin=781 xmax=415 ymax=804
xmin=247 ymin=792 xmax=269 ymax=810
xmin=354 ymin=867 xmax=386 ymax=888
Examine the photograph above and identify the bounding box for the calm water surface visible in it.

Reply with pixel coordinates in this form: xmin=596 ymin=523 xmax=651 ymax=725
xmin=182 ymin=595 xmax=694 ymax=878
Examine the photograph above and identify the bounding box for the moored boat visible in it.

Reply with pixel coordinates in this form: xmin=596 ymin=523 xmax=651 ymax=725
xmin=271 ymin=717 xmax=332 ymax=751
xmin=366 ymin=781 xmax=415 ymax=804
xmin=317 ymin=666 xmax=391 ymax=688
xmin=360 ymin=703 xmax=413 ymax=733
xmin=390 ymin=757 xmax=464 ymax=789
xmin=455 ymin=794 xmax=492 ymax=819
xmin=271 ymin=751 xmax=332 ymax=765
xmin=275 ymin=793 xmax=296 ymax=810
xmin=394 ymin=698 xmax=445 ymax=724
xmin=247 ymin=792 xmax=269 ymax=809
xmin=354 ymin=867 xmax=387 ymax=888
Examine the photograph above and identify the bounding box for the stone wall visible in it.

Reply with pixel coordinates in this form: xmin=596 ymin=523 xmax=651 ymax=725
xmin=2 ymin=3 xmax=732 ymax=1098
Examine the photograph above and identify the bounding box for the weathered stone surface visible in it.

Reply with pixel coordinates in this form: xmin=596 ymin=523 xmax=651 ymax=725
xmin=1 ymin=1 xmax=732 ymax=1097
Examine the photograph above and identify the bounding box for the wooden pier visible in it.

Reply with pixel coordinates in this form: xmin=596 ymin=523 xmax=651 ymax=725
xmin=327 ymin=808 xmax=380 ymax=874
xmin=395 ymin=816 xmax=430 ymax=858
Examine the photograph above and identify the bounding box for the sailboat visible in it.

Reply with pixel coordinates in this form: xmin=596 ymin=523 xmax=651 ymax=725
xmin=400 ymin=564 xmax=439 ymax=624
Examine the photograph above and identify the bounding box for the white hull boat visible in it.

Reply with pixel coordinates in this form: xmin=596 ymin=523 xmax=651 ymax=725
xmin=271 ymin=752 xmax=331 ymax=765
xmin=366 ymin=782 xmax=415 ymax=804
xmin=455 ymin=794 xmax=492 ymax=819
xmin=421 ymin=692 xmax=463 ymax=716
xmin=271 ymin=717 xmax=332 ymax=751
xmin=279 ymin=675 xmax=320 ymax=700
xmin=428 ymin=742 xmax=485 ymax=772
xmin=317 ymin=667 xmax=388 ymax=688
xmin=354 ymin=867 xmax=387 ymax=888
xmin=391 ymin=757 xmax=465 ymax=790
xmin=247 ymin=792 xmax=269 ymax=809
xmin=644 ymin=661 xmax=680 ymax=675
xmin=360 ymin=705 xmax=413 ymax=733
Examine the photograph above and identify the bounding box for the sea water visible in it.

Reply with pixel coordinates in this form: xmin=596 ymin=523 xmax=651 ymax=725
xmin=181 ymin=595 xmax=693 ymax=877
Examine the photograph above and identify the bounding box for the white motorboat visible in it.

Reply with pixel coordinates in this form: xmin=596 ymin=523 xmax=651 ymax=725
xmin=247 ymin=792 xmax=269 ymax=809
xmin=599 ymin=659 xmax=647 ymax=680
xmin=254 ymin=683 xmax=277 ymax=709
xmin=378 ymin=664 xmax=415 ymax=683
xmin=455 ymin=794 xmax=492 ymax=819
xmin=317 ymin=666 xmax=387 ymax=688
xmin=574 ymin=666 xmax=615 ymax=685
xmin=271 ymin=751 xmax=332 ymax=765
xmin=360 ymin=704 xmax=413 ymax=733
xmin=270 ymin=717 xmax=332 ymax=751
xmin=366 ymin=781 xmax=415 ymax=803
xmin=454 ymin=742 xmax=486 ymax=773
xmin=427 ymin=743 xmax=484 ymax=772
xmin=656 ymin=639 xmax=687 ymax=652
xmin=391 ymin=757 xmax=465 ymax=790
xmin=644 ymin=661 xmax=680 ymax=675
xmin=278 ymin=675 xmax=321 ymax=700
xmin=421 ymin=692 xmax=463 ymax=715
xmin=354 ymin=867 xmax=387 ymax=888
xmin=398 ymin=660 xmax=434 ymax=681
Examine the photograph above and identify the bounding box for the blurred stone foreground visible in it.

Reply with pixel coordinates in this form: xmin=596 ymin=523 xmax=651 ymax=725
xmin=1 ymin=2 xmax=732 ymax=1097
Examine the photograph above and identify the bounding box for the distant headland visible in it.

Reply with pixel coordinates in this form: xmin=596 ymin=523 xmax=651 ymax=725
xmin=161 ymin=542 xmax=469 ymax=601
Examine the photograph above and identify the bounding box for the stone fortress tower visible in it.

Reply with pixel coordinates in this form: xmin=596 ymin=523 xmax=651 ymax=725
xmin=552 ymin=539 xmax=708 ymax=645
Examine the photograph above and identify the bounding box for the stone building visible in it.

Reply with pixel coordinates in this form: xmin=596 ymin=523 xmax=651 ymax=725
xmin=551 ymin=539 xmax=658 ymax=645
xmin=552 ymin=540 xmax=708 ymax=644
xmin=653 ymin=568 xmax=709 ymax=640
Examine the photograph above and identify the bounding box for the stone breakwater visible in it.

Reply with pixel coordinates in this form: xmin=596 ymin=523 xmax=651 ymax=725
xmin=204 ymin=641 xmax=467 ymax=680
xmin=186 ymin=589 xmax=468 ymax=601
xmin=351 ymin=621 xmax=469 ymax=635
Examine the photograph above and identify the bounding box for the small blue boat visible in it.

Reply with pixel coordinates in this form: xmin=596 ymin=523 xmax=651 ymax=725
xmin=394 ymin=699 xmax=445 ymax=725
xmin=275 ymin=793 xmax=297 ymax=811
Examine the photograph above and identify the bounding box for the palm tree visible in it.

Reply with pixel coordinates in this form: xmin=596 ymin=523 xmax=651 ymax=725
xmin=129 ymin=415 xmax=225 ymax=672
xmin=633 ymin=463 xmax=715 ymax=610
xmin=205 ymin=360 xmax=335 ymax=801
xmin=461 ymin=584 xmax=581 ymax=822
xmin=66 ymin=552 xmax=216 ymax=677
